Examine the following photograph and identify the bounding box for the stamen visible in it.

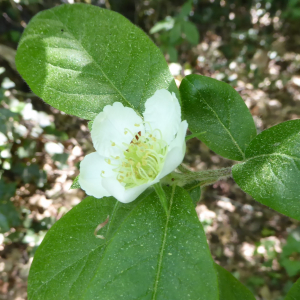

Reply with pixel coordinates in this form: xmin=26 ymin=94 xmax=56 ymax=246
xmin=124 ymin=128 xmax=135 ymax=137
xmin=147 ymin=160 xmax=158 ymax=174
xmin=131 ymin=165 xmax=137 ymax=183
xmin=110 ymin=123 xmax=168 ymax=189
xmin=142 ymin=121 xmax=153 ymax=132
xmin=139 ymin=167 xmax=150 ymax=179
xmin=152 ymin=128 xmax=163 ymax=140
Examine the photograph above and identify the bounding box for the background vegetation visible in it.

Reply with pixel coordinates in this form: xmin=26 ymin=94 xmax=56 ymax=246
xmin=0 ymin=0 xmax=300 ymax=299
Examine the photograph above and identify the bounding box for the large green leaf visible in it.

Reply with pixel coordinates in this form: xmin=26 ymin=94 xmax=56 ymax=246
xmin=15 ymin=4 xmax=179 ymax=120
xmin=284 ymin=277 xmax=300 ymax=300
xmin=232 ymin=120 xmax=300 ymax=220
xmin=28 ymin=186 xmax=219 ymax=300
xmin=215 ymin=264 xmax=255 ymax=300
xmin=179 ymin=75 xmax=256 ymax=161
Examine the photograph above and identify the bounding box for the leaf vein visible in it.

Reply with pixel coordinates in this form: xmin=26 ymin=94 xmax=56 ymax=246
xmin=46 ymin=61 xmax=104 ymax=77
xmin=31 ymin=244 xmax=105 ymax=297
xmin=46 ymin=85 xmax=117 ymax=97
xmin=49 ymin=9 xmax=140 ymax=115
xmin=186 ymin=79 xmax=245 ymax=160
xmin=244 ymin=153 xmax=300 ymax=164
xmin=151 ymin=185 xmax=176 ymax=299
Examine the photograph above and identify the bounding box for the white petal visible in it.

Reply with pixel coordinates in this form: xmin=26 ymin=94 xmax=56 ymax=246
xmin=102 ymin=177 xmax=159 ymax=203
xmin=79 ymin=152 xmax=114 ymax=198
xmin=158 ymin=120 xmax=188 ymax=179
xmin=143 ymin=89 xmax=181 ymax=144
xmin=91 ymin=102 xmax=144 ymax=158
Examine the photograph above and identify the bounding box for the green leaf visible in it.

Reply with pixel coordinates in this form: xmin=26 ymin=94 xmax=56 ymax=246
xmin=215 ymin=264 xmax=256 ymax=300
xmin=150 ymin=17 xmax=175 ymax=34
xmin=0 ymin=201 xmax=20 ymax=233
xmin=0 ymin=180 xmax=20 ymax=233
xmin=87 ymin=120 xmax=93 ymax=131
xmin=182 ymin=21 xmax=199 ymax=45
xmin=28 ymin=186 xmax=219 ymax=300
xmin=284 ymin=277 xmax=300 ymax=300
xmin=15 ymin=4 xmax=179 ymax=120
xmin=280 ymin=258 xmax=300 ymax=277
xmin=232 ymin=120 xmax=300 ymax=220
xmin=70 ymin=175 xmax=80 ymax=189
xmin=169 ymin=22 xmax=182 ymax=44
xmin=180 ymin=75 xmax=257 ymax=161
xmin=178 ymin=0 xmax=193 ymax=18
xmin=184 ymin=181 xmax=201 ymax=206
xmin=282 ymin=229 xmax=300 ymax=256
xmin=280 ymin=228 xmax=300 ymax=276
xmin=167 ymin=46 xmax=178 ymax=62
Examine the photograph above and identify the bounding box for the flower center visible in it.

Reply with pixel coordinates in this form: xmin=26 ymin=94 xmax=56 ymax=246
xmin=107 ymin=126 xmax=168 ymax=189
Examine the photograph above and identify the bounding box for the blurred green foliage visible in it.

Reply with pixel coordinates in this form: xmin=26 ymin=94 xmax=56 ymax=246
xmin=280 ymin=228 xmax=300 ymax=277
xmin=0 ymin=179 xmax=19 ymax=233
xmin=150 ymin=0 xmax=199 ymax=61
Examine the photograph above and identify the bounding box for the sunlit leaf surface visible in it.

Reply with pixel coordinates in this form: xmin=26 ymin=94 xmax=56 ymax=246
xmin=28 ymin=186 xmax=219 ymax=300
xmin=15 ymin=4 xmax=179 ymax=120
xmin=233 ymin=120 xmax=300 ymax=220
xmin=180 ymin=75 xmax=256 ymax=161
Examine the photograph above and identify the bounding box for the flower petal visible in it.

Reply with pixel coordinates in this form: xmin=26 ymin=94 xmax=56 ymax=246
xmin=102 ymin=177 xmax=159 ymax=203
xmin=158 ymin=120 xmax=188 ymax=179
xmin=143 ymin=89 xmax=181 ymax=144
xmin=91 ymin=102 xmax=144 ymax=158
xmin=79 ymin=152 xmax=114 ymax=198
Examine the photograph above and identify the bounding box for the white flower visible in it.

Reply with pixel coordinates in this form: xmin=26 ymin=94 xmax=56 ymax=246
xmin=79 ymin=89 xmax=188 ymax=203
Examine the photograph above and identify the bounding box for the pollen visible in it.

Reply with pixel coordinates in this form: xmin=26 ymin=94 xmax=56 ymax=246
xmin=111 ymin=128 xmax=168 ymax=189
